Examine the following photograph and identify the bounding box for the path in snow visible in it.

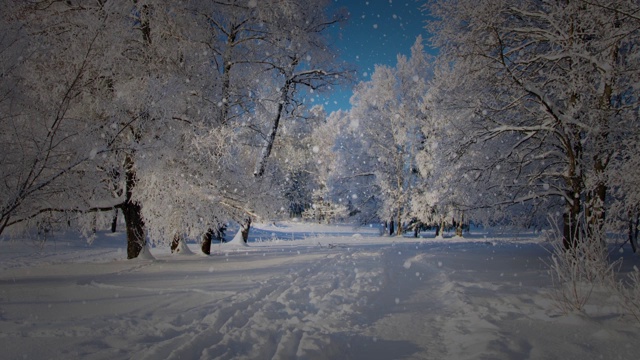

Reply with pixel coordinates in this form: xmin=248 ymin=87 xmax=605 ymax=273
xmin=0 ymin=224 xmax=638 ymax=359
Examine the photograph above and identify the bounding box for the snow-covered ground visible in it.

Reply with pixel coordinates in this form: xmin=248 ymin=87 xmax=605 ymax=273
xmin=1 ymin=222 xmax=638 ymax=360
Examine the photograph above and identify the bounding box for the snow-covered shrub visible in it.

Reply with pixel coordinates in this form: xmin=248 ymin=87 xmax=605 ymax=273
xmin=545 ymin=224 xmax=618 ymax=313
xmin=617 ymin=266 xmax=640 ymax=323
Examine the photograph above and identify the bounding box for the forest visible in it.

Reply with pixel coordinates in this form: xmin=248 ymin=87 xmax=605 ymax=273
xmin=1 ymin=0 xmax=639 ymax=260
xmin=2 ymin=1 xmax=640 ymax=358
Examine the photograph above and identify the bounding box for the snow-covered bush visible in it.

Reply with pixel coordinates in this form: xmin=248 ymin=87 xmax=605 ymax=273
xmin=545 ymin=221 xmax=618 ymax=313
xmin=616 ymin=266 xmax=640 ymax=323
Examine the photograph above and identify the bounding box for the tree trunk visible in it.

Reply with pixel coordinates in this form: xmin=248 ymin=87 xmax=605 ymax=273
xmin=585 ymin=156 xmax=607 ymax=241
xmin=171 ymin=233 xmax=182 ymax=253
xmin=241 ymin=217 xmax=252 ymax=243
xmin=562 ymin=181 xmax=583 ymax=250
xmin=254 ymin=80 xmax=291 ymax=177
xmin=562 ymin=126 xmax=584 ymax=250
xmin=201 ymin=228 xmax=213 ymax=255
xmin=219 ymin=30 xmax=236 ymax=126
xmin=122 ymin=200 xmax=145 ymax=259
xmin=111 ymin=209 xmax=118 ymax=233
xmin=122 ymin=155 xmax=145 ymax=259
xmin=629 ymin=208 xmax=639 ymax=253
xmin=396 ymin=209 xmax=402 ymax=237
xmin=413 ymin=221 xmax=420 ymax=238
xmin=389 ymin=219 xmax=394 ymax=236
xmin=585 ymin=37 xmax=617 ymax=242
xmin=455 ymin=213 xmax=464 ymax=237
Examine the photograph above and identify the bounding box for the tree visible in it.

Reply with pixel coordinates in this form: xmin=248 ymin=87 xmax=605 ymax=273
xmin=344 ymin=37 xmax=431 ymax=235
xmin=251 ymin=0 xmax=352 ymax=178
xmin=0 ymin=1 xmax=128 ymax=239
xmin=117 ymin=0 xmax=351 ymax=248
xmin=425 ymin=0 xmax=640 ymax=246
xmin=1 ymin=1 xmax=227 ymax=257
xmin=321 ymin=110 xmax=382 ymax=225
xmin=1 ymin=0 xmax=352 ymax=257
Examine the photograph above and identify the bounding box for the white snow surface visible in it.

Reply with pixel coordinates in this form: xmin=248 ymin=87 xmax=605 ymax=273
xmin=1 ymin=222 xmax=638 ymax=360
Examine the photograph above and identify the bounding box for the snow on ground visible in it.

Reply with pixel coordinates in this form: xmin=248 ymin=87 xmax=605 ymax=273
xmin=1 ymin=222 xmax=638 ymax=360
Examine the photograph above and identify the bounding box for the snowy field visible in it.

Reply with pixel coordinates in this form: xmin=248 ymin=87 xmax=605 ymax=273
xmin=1 ymin=222 xmax=638 ymax=360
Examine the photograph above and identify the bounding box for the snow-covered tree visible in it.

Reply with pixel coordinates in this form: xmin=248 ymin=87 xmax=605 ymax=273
xmin=251 ymin=0 xmax=353 ymax=178
xmin=0 ymin=1 xmax=132 ymax=240
xmin=425 ymin=0 xmax=640 ymax=246
xmin=269 ymin=105 xmax=328 ymax=218
xmin=323 ymin=110 xmax=382 ymax=225
xmin=0 ymin=1 xmax=225 ymax=255
xmin=345 ymin=37 xmax=431 ymax=235
xmin=121 ymin=0 xmax=351 ymax=249
xmin=0 ymin=0 xmax=352 ymax=258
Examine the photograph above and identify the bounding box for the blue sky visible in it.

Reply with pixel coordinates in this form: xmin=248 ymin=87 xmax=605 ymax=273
xmin=319 ymin=0 xmax=431 ymax=113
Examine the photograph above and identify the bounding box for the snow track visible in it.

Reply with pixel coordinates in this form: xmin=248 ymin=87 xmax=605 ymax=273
xmin=133 ymin=251 xmax=387 ymax=360
xmin=1 ymin=227 xmax=638 ymax=359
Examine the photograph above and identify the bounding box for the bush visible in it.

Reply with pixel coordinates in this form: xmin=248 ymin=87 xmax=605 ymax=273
xmin=545 ymin=221 xmax=618 ymax=313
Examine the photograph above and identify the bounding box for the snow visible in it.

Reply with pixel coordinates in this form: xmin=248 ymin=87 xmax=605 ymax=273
xmin=1 ymin=223 xmax=638 ymax=359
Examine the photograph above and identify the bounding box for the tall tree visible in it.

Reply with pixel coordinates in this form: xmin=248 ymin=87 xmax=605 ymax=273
xmin=0 ymin=1 xmax=127 ymax=239
xmin=425 ymin=0 xmax=640 ymax=246
xmin=345 ymin=37 xmax=430 ymax=235
xmin=251 ymin=0 xmax=352 ymax=178
xmin=0 ymin=0 xmax=352 ymax=256
xmin=119 ymin=0 xmax=353 ymax=247
xmin=1 ymin=1 xmax=219 ymax=258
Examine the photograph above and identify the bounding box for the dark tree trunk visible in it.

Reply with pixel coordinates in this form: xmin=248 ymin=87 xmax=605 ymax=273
xmin=122 ymin=200 xmax=145 ymax=259
xmin=563 ymin=136 xmax=584 ymax=250
xmin=171 ymin=233 xmax=182 ymax=253
xmin=241 ymin=217 xmax=252 ymax=243
xmin=120 ymin=1 xmax=151 ymax=260
xmin=111 ymin=209 xmax=118 ymax=233
xmin=201 ymin=228 xmax=213 ymax=255
xmin=562 ymin=191 xmax=581 ymax=250
xmin=629 ymin=209 xmax=639 ymax=253
xmin=254 ymin=78 xmax=293 ymax=177
xmin=437 ymin=219 xmax=446 ymax=237
xmin=413 ymin=222 xmax=420 ymax=238
xmin=122 ymin=155 xmax=145 ymax=259
xmin=455 ymin=213 xmax=464 ymax=237
xmin=389 ymin=219 xmax=395 ymax=236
